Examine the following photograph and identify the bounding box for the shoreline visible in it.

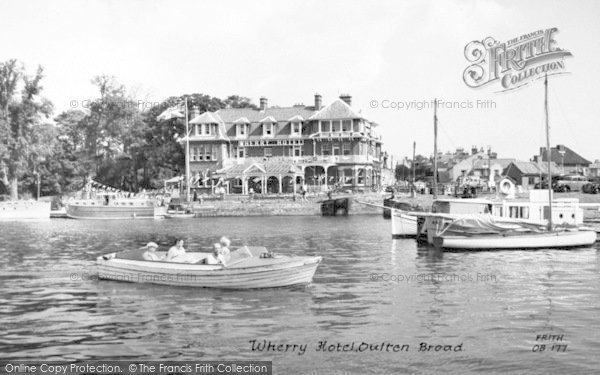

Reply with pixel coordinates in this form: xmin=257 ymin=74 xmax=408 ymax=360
xmin=176 ymin=191 xmax=600 ymax=218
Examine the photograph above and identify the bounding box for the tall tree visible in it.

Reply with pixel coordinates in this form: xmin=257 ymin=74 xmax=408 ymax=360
xmin=0 ymin=60 xmax=53 ymax=199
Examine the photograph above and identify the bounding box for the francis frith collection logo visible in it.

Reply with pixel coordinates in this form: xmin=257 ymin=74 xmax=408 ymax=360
xmin=463 ymin=27 xmax=572 ymax=91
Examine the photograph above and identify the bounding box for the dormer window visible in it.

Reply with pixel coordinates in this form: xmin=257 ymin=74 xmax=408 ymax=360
xmin=263 ymin=123 xmax=273 ymax=137
xmin=291 ymin=122 xmax=302 ymax=136
xmin=236 ymin=124 xmax=247 ymax=138
xmin=195 ymin=123 xmax=212 ymax=136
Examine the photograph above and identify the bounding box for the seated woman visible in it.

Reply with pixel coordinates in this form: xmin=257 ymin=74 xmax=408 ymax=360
xmin=219 ymin=236 xmax=231 ymax=257
xmin=165 ymin=239 xmax=186 ymax=262
xmin=200 ymin=243 xmax=229 ymax=265
xmin=142 ymin=242 xmax=163 ymax=261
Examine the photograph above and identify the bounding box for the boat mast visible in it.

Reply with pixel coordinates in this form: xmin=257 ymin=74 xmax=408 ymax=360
xmin=544 ymin=74 xmax=553 ymax=230
xmin=433 ymin=99 xmax=438 ymax=199
xmin=185 ymin=97 xmax=191 ymax=203
xmin=412 ymin=141 xmax=416 ymax=197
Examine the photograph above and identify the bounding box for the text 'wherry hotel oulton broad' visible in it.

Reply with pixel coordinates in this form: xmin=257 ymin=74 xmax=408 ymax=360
xmin=185 ymin=94 xmax=384 ymax=194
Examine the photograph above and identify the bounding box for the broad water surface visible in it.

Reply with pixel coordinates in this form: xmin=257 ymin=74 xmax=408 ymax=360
xmin=1 ymin=216 xmax=599 ymax=374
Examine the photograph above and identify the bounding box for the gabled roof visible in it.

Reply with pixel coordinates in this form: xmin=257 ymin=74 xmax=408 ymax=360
xmin=189 ymin=111 xmax=221 ymax=124
xmin=287 ymin=114 xmax=304 ymax=122
xmin=472 ymin=158 xmax=515 ymax=169
xmin=309 ymin=98 xmax=362 ymax=120
xmin=541 ymin=145 xmax=591 ymax=166
xmin=504 ymin=161 xmax=561 ymax=176
xmin=217 ymin=159 xmax=303 ymax=178
xmin=259 ymin=116 xmax=277 ymax=123
xmin=233 ymin=117 xmax=250 ymax=124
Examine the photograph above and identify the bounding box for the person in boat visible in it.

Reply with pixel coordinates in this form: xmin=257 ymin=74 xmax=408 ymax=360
xmin=142 ymin=242 xmax=163 ymax=261
xmin=200 ymin=243 xmax=228 ymax=265
xmin=219 ymin=236 xmax=231 ymax=256
xmin=165 ymin=239 xmax=186 ymax=261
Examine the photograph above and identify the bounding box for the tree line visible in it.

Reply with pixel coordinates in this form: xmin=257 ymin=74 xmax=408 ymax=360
xmin=0 ymin=59 xmax=256 ymax=200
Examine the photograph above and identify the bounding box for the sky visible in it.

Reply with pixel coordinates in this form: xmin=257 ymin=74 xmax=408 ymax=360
xmin=1 ymin=0 xmax=599 ymax=163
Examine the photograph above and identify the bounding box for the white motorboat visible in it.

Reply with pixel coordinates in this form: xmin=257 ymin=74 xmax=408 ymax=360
xmin=97 ymin=246 xmax=322 ymax=289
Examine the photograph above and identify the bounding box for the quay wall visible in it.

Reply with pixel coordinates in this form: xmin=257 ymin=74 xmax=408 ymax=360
xmin=188 ymin=195 xmax=383 ymax=217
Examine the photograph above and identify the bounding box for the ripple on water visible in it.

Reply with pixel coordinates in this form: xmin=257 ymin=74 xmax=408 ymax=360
xmin=0 ymin=217 xmax=599 ymax=372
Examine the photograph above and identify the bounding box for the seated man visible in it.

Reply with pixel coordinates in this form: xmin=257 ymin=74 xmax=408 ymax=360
xmin=141 ymin=242 xmax=163 ymax=261
xmin=165 ymin=239 xmax=186 ymax=262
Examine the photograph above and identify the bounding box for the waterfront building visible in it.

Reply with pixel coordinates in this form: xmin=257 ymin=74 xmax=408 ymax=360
xmin=533 ymin=145 xmax=591 ymax=175
xmin=185 ymin=94 xmax=384 ymax=194
xmin=503 ymin=161 xmax=561 ymax=189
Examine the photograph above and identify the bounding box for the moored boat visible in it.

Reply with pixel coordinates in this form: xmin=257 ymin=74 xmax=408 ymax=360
xmin=66 ymin=197 xmax=157 ymax=219
xmin=96 ymin=246 xmax=322 ymax=289
xmin=164 ymin=212 xmax=196 ymax=219
xmin=0 ymin=200 xmax=51 ymax=220
xmin=431 ymin=215 xmax=596 ymax=250
xmin=391 ymin=209 xmax=418 ymax=237
xmin=433 ymin=229 xmax=597 ymax=250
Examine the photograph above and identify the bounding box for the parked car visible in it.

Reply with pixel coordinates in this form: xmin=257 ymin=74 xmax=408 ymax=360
xmin=582 ymin=183 xmax=599 ymax=194
xmin=582 ymin=177 xmax=600 ymax=194
xmin=555 ymin=175 xmax=589 ymax=192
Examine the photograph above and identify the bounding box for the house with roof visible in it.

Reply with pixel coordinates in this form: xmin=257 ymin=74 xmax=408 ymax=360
xmin=185 ymin=94 xmax=383 ymax=194
xmin=533 ymin=145 xmax=591 ymax=175
xmin=503 ymin=161 xmax=561 ymax=189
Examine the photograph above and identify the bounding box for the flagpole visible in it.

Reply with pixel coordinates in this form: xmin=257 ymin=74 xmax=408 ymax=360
xmin=185 ymin=97 xmax=191 ymax=203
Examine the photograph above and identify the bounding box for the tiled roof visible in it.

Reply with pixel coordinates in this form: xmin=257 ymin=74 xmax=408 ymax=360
xmin=504 ymin=161 xmax=561 ymax=176
xmin=215 ymin=107 xmax=315 ymax=123
xmin=259 ymin=115 xmax=277 ymax=123
xmin=309 ymin=99 xmax=363 ymax=120
xmin=541 ymin=145 xmax=591 ymax=166
xmin=189 ymin=111 xmax=221 ymax=124
xmin=472 ymin=158 xmax=515 ymax=169
xmin=217 ymin=159 xmax=303 ymax=178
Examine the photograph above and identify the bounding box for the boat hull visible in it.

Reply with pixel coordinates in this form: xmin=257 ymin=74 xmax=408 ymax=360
xmin=66 ymin=201 xmax=156 ymax=219
xmin=433 ymin=230 xmax=597 ymax=250
xmin=0 ymin=201 xmax=51 ymax=220
xmin=391 ymin=211 xmax=417 ymax=237
xmin=96 ymin=253 xmax=322 ymax=289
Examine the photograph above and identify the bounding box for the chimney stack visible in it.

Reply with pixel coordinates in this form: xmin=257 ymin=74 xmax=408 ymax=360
xmin=191 ymin=106 xmax=200 ymax=119
xmin=471 ymin=145 xmax=478 ymax=155
xmin=339 ymin=94 xmax=352 ymax=106
xmin=259 ymin=97 xmax=268 ymax=111
xmin=314 ymin=93 xmax=322 ymax=110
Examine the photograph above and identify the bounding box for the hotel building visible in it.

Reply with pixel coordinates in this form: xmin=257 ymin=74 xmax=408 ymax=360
xmin=185 ymin=94 xmax=383 ymax=194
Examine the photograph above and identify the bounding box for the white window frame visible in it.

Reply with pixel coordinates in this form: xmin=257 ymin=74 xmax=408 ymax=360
xmin=291 ymin=122 xmax=301 ymax=136
xmin=236 ymin=124 xmax=247 ymax=138
xmin=263 ymin=123 xmax=273 ymax=137
xmin=292 ymin=145 xmax=303 ymax=157
xmin=343 ymin=143 xmax=352 ymax=155
xmin=203 ymin=124 xmax=212 ymax=136
xmin=237 ymin=147 xmax=245 ymax=158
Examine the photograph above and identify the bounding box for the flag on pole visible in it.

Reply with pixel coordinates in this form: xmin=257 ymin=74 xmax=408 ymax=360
xmin=156 ymin=105 xmax=184 ymax=121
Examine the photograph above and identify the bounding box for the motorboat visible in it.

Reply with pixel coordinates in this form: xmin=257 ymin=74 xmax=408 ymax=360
xmin=96 ymin=246 xmax=322 ymax=289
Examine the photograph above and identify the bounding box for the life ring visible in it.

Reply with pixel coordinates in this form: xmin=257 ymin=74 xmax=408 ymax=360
xmin=499 ymin=178 xmax=515 ymax=196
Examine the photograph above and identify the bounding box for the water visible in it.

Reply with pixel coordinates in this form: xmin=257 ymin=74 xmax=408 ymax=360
xmin=1 ymin=216 xmax=600 ymax=374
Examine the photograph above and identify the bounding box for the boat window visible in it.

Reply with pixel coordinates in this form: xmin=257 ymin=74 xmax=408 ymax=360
xmin=559 ymin=213 xmax=563 ymax=218
xmin=130 ymin=202 xmax=134 ymax=206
